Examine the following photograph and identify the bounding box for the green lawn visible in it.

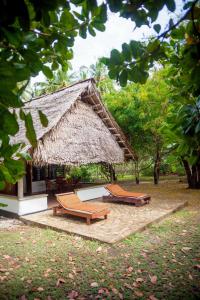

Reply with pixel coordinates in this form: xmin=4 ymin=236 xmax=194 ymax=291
xmin=0 ymin=209 xmax=200 ymax=300
xmin=117 ymin=174 xmax=186 ymax=183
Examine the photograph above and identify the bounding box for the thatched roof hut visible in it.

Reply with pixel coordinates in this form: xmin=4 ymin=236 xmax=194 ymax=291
xmin=12 ymin=78 xmax=135 ymax=166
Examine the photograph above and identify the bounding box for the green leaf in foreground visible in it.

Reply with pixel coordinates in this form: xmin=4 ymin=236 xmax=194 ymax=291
xmin=24 ymin=113 xmax=37 ymax=147
xmin=153 ymin=24 xmax=161 ymax=33
xmin=38 ymin=110 xmax=48 ymax=127
xmin=42 ymin=66 xmax=53 ymax=79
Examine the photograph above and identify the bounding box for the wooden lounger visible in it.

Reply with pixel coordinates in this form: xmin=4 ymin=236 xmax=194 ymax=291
xmin=53 ymin=192 xmax=110 ymax=225
xmin=103 ymin=184 xmax=151 ymax=206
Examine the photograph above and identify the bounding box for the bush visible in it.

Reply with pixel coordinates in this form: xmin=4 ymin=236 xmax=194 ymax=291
xmin=67 ymin=166 xmax=92 ymax=183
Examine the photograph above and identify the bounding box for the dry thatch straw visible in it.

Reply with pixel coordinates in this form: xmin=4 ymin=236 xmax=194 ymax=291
xmin=12 ymin=78 xmax=135 ymax=166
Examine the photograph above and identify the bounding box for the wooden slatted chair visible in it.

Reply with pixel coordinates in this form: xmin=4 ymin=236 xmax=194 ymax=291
xmin=103 ymin=184 xmax=151 ymax=206
xmin=53 ymin=192 xmax=110 ymax=225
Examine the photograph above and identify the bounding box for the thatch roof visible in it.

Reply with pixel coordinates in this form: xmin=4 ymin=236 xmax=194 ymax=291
xmin=12 ymin=78 xmax=135 ymax=166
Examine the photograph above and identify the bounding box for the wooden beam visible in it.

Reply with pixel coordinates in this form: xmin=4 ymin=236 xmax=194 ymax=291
xmin=17 ymin=178 xmax=24 ymax=199
xmin=125 ymin=153 xmax=134 ymax=157
xmin=108 ymin=127 xmax=116 ymax=131
xmin=92 ymin=104 xmax=102 ymax=108
xmin=26 ymin=163 xmax=32 ymax=195
xmin=96 ymin=110 xmax=105 ymax=115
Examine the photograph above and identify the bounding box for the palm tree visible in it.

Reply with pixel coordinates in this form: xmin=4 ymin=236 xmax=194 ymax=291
xmin=34 ymin=67 xmax=75 ymax=96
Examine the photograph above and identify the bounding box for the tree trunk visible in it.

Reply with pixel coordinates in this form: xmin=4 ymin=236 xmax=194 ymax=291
xmin=108 ymin=164 xmax=117 ymax=182
xmin=182 ymin=158 xmax=200 ymax=189
xmin=100 ymin=163 xmax=116 ymax=183
xmin=153 ymin=148 xmax=161 ymax=185
xmin=134 ymin=159 xmax=140 ymax=184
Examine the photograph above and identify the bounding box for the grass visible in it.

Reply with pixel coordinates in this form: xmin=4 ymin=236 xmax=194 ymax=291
xmin=117 ymin=174 xmax=186 ymax=182
xmin=0 ymin=182 xmax=200 ymax=300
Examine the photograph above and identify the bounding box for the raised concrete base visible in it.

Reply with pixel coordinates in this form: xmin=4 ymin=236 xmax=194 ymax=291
xmin=0 ymin=194 xmax=48 ymax=216
xmin=20 ymin=199 xmax=188 ymax=244
xmin=75 ymin=185 xmax=109 ymax=201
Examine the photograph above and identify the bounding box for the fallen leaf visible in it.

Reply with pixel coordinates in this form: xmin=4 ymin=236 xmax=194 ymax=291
xmin=136 ymin=278 xmax=144 ymax=283
xmin=68 ymin=273 xmax=74 ymax=279
xmin=118 ymin=292 xmax=123 ymax=299
xmin=44 ymin=268 xmax=52 ymax=277
xmin=0 ymin=276 xmax=7 ymax=282
xmin=56 ymin=278 xmax=65 ymax=287
xmin=141 ymin=252 xmax=148 ymax=258
xmin=126 ymin=266 xmax=133 ymax=273
xmin=194 ymin=264 xmax=200 ymax=270
xmin=3 ymin=255 xmax=11 ymax=260
xmin=27 ymin=279 xmax=32 ymax=284
xmin=37 ymin=287 xmax=44 ymax=292
xmin=181 ymin=247 xmax=192 ymax=252
xmin=124 ymin=283 xmax=133 ymax=290
xmin=98 ymin=288 xmax=104 ymax=294
xmin=96 ymin=246 xmax=102 ymax=253
xmin=150 ymin=275 xmax=157 ymax=284
xmin=50 ymin=258 xmax=56 ymax=262
xmin=149 ymin=295 xmax=159 ymax=300
xmin=67 ymin=290 xmax=79 ymax=299
xmin=188 ymin=274 xmax=193 ymax=280
xmin=111 ymin=288 xmax=119 ymax=294
xmin=0 ymin=268 xmax=7 ymax=272
xmin=134 ymin=290 xmax=143 ymax=297
xmin=68 ymin=256 xmax=73 ymax=262
xmin=90 ymin=282 xmax=98 ymax=288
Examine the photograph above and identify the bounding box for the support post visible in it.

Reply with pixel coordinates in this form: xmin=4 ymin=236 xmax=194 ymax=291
xmin=18 ymin=178 xmax=24 ymax=200
xmin=26 ymin=163 xmax=32 ymax=195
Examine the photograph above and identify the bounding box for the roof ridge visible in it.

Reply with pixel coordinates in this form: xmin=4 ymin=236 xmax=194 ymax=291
xmin=25 ymin=78 xmax=95 ymax=104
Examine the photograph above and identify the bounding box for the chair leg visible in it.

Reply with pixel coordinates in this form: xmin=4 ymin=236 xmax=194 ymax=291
xmin=53 ymin=207 xmax=57 ymax=216
xmin=86 ymin=217 xmax=91 ymax=225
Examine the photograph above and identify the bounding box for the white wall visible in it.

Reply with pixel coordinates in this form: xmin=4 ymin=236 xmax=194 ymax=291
xmin=0 ymin=194 xmax=48 ymax=216
xmin=75 ymin=185 xmax=109 ymax=201
xmin=0 ymin=195 xmax=19 ymax=214
xmin=32 ymin=181 xmax=46 ymax=193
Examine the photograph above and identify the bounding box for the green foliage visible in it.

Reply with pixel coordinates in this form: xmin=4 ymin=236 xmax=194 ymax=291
xmin=1 ymin=0 xmax=199 ymax=189
xmin=103 ymin=68 xmax=171 ymax=182
xmin=34 ymin=68 xmax=74 ymax=96
xmin=0 ymin=0 xmax=109 ymax=187
xmin=103 ymin=1 xmax=199 ymax=89
xmin=68 ymin=166 xmax=92 ymax=183
xmin=38 ymin=111 xmax=48 ymax=128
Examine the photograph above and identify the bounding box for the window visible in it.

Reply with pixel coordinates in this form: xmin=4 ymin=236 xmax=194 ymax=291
xmin=32 ymin=166 xmax=46 ymax=181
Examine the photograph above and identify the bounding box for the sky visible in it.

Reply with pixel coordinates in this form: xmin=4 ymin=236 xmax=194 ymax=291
xmin=32 ymin=1 xmax=183 ymax=84
xmin=71 ymin=9 xmax=168 ymax=71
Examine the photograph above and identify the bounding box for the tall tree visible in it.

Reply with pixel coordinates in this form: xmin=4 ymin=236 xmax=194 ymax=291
xmin=103 ymin=69 xmax=170 ymax=184
xmin=34 ymin=68 xmax=74 ymax=96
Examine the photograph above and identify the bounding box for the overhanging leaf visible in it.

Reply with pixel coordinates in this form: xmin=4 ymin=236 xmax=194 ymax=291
xmin=119 ymin=70 xmax=128 ymax=87
xmin=42 ymin=66 xmax=53 ymax=79
xmin=38 ymin=110 xmax=48 ymax=127
xmin=153 ymin=24 xmax=161 ymax=33
xmin=166 ymin=0 xmax=176 ymax=12
xmin=24 ymin=113 xmax=37 ymax=147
